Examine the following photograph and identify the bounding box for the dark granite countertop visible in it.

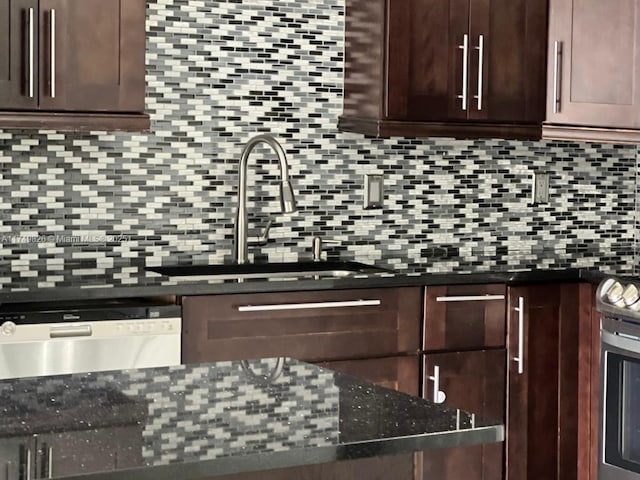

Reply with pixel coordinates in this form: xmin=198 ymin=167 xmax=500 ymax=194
xmin=0 ymin=255 xmax=609 ymax=304
xmin=0 ymin=359 xmax=503 ymax=480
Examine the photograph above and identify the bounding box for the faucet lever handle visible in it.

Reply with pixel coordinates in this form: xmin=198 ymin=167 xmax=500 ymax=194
xmin=248 ymin=218 xmax=274 ymax=246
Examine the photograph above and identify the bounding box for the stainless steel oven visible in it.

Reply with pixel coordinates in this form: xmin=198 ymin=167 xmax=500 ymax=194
xmin=598 ymin=278 xmax=640 ymax=480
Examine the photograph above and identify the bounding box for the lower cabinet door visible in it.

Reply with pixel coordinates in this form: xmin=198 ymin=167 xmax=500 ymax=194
xmin=420 ymin=349 xmax=506 ymax=480
xmin=204 ymin=455 xmax=417 ymax=480
xmin=39 ymin=426 xmax=143 ymax=477
xmin=0 ymin=428 xmax=142 ymax=479
xmin=506 ymin=283 xmax=580 ymax=480
xmin=0 ymin=437 xmax=30 ymax=480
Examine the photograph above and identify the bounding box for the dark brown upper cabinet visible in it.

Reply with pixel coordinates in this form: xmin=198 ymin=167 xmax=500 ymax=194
xmin=339 ymin=0 xmax=548 ymax=140
xmin=0 ymin=0 xmax=148 ymax=132
xmin=543 ymin=0 xmax=640 ymax=144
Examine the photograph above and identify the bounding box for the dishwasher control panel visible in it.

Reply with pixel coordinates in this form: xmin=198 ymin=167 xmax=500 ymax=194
xmin=0 ymin=314 xmax=26 ymax=323
xmin=0 ymin=303 xmax=181 ymax=325
xmin=116 ymin=319 xmax=179 ymax=334
xmin=0 ymin=317 xmax=182 ymax=342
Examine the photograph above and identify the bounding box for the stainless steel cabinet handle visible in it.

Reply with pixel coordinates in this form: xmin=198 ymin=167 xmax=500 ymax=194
xmin=27 ymin=8 xmax=34 ymax=98
xmin=49 ymin=325 xmax=92 ymax=338
xmin=50 ymin=9 xmax=56 ymax=99
xmin=238 ymin=299 xmax=381 ymax=312
xmin=47 ymin=446 xmax=53 ymax=479
xmin=436 ymin=294 xmax=505 ymax=303
xmin=426 ymin=365 xmax=446 ymax=404
xmin=553 ymin=41 xmax=562 ymax=114
xmin=26 ymin=447 xmax=31 ymax=480
xmin=513 ymin=296 xmax=525 ymax=374
xmin=457 ymin=34 xmax=469 ymax=110
xmin=474 ymin=35 xmax=484 ymax=110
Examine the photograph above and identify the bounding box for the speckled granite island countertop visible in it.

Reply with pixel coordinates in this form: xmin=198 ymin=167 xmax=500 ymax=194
xmin=0 ymin=358 xmax=503 ymax=480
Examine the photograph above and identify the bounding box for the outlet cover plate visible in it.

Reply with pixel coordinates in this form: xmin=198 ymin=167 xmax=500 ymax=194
xmin=364 ymin=174 xmax=383 ymax=209
xmin=532 ymin=172 xmax=550 ymax=204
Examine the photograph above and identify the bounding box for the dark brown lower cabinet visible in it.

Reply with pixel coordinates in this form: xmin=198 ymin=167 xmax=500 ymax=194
xmin=506 ymin=283 xmax=581 ymax=480
xmin=206 ymin=455 xmax=416 ymax=480
xmin=424 ymin=284 xmax=507 ymax=352
xmin=575 ymin=283 xmax=600 ymax=480
xmin=181 ymin=288 xmax=424 ymax=480
xmin=420 ymin=349 xmax=506 ymax=480
xmin=181 ymin=288 xmax=422 ymax=364
xmin=43 ymin=427 xmax=142 ymax=476
xmin=207 ymin=356 xmax=420 ymax=480
xmin=589 ymin=285 xmax=600 ymax=480
xmin=0 ymin=426 xmax=142 ymax=478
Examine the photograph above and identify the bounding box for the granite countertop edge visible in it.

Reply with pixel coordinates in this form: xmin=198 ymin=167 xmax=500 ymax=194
xmin=0 ymin=267 xmax=609 ymax=304
xmin=54 ymin=425 xmax=505 ymax=480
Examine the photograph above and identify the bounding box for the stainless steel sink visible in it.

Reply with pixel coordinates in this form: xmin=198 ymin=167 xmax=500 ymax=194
xmin=146 ymin=261 xmax=390 ymax=281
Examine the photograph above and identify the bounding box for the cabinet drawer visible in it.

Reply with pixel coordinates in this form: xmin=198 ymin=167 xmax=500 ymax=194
xmin=424 ymin=284 xmax=506 ymax=351
xmin=182 ymin=288 xmax=422 ymax=363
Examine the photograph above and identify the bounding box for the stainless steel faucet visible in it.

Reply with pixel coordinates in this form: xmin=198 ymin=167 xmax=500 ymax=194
xmin=312 ymin=236 xmax=340 ymax=261
xmin=233 ymin=134 xmax=297 ymax=264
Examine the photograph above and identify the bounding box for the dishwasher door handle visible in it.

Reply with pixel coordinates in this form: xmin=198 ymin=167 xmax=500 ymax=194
xmin=49 ymin=325 xmax=93 ymax=338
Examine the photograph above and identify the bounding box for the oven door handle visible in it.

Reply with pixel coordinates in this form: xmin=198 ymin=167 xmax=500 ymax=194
xmin=601 ymin=329 xmax=640 ymax=353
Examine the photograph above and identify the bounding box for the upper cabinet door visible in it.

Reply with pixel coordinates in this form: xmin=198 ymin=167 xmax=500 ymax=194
xmin=546 ymin=0 xmax=640 ymax=128
xmin=385 ymin=0 xmax=547 ymax=124
xmin=340 ymin=0 xmax=549 ymax=138
xmin=38 ymin=0 xmax=146 ymax=113
xmin=0 ymin=0 xmax=39 ymax=109
xmin=387 ymin=0 xmax=470 ymax=122
xmin=468 ymin=0 xmax=547 ymax=123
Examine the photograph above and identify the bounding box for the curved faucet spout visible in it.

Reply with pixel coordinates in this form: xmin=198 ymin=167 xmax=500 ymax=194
xmin=233 ymin=134 xmax=297 ymax=264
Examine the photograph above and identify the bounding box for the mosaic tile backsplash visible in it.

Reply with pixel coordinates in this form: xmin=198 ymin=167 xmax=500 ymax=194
xmin=0 ymin=0 xmax=637 ymax=275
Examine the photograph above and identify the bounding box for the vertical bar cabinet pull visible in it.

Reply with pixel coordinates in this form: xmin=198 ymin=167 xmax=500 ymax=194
xmin=427 ymin=365 xmax=446 ymax=404
xmin=27 ymin=8 xmax=34 ymax=98
xmin=553 ymin=41 xmax=562 ymax=114
xmin=474 ymin=34 xmax=484 ymax=110
xmin=457 ymin=34 xmax=469 ymax=111
xmin=50 ymin=9 xmax=56 ymax=98
xmin=47 ymin=446 xmax=53 ymax=478
xmin=513 ymin=296 xmax=525 ymax=374
xmin=25 ymin=447 xmax=31 ymax=480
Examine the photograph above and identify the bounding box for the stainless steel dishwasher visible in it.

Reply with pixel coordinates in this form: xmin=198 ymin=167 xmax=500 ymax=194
xmin=0 ymin=299 xmax=181 ymax=379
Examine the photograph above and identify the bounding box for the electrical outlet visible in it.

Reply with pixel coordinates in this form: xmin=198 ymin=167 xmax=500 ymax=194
xmin=532 ymin=172 xmax=550 ymax=204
